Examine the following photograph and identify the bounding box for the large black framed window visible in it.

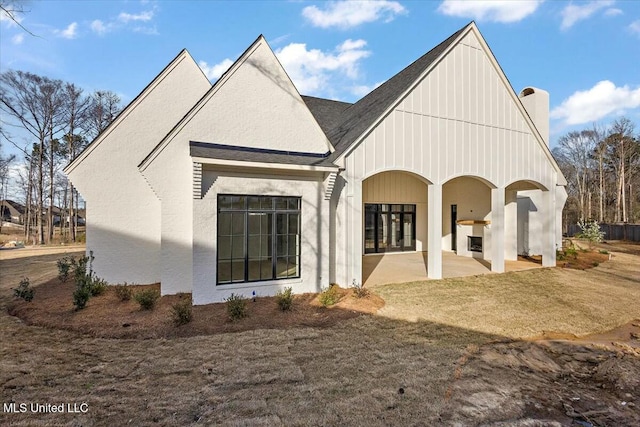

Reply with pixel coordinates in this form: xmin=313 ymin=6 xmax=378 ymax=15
xmin=364 ymin=204 xmax=416 ymax=254
xmin=217 ymin=195 xmax=301 ymax=285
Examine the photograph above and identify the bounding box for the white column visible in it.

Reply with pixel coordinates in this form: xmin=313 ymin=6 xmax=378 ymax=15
xmin=542 ymin=188 xmax=557 ymax=267
xmin=428 ymin=183 xmax=442 ymax=279
xmin=351 ymin=179 xmax=363 ymax=286
xmin=491 ymin=187 xmax=505 ymax=273
xmin=504 ymin=190 xmax=518 ymax=261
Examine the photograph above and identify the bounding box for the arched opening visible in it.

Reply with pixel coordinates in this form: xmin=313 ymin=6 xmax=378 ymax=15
xmin=506 ymin=179 xmax=548 ymax=258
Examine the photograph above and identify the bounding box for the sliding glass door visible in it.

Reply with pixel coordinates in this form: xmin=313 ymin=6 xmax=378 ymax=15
xmin=364 ymin=204 xmax=416 ymax=254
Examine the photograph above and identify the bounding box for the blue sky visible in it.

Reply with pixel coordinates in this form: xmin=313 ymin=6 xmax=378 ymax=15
xmin=1 ymin=0 xmax=640 ymax=157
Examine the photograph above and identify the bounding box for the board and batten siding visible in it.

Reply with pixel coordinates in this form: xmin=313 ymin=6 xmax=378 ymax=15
xmin=335 ymin=30 xmax=560 ymax=286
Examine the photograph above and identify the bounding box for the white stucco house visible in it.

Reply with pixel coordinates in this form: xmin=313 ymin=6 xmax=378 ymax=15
xmin=65 ymin=22 xmax=567 ymax=305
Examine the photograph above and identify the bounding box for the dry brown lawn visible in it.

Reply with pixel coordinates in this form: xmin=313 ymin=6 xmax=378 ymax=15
xmin=1 ymin=242 xmax=639 ymax=426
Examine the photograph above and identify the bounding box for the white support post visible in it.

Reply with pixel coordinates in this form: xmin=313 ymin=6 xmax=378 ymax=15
xmin=351 ymin=179 xmax=363 ymax=286
xmin=542 ymin=188 xmax=557 ymax=267
xmin=491 ymin=187 xmax=505 ymax=273
xmin=504 ymin=190 xmax=518 ymax=261
xmin=428 ymin=183 xmax=442 ymax=279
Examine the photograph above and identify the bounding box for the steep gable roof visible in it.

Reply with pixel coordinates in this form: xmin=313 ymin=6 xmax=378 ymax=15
xmin=325 ymin=24 xmax=469 ymax=161
xmin=65 ymin=49 xmax=211 ymax=174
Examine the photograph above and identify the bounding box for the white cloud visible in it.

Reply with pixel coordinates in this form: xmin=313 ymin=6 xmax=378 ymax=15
xmin=437 ymin=0 xmax=543 ymax=23
xmin=275 ymin=39 xmax=371 ymax=94
xmin=55 ymin=22 xmax=78 ymax=39
xmin=90 ymin=19 xmax=111 ymax=35
xmin=604 ymin=8 xmax=623 ymax=17
xmin=560 ymin=0 xmax=615 ymax=30
xmin=198 ymin=59 xmax=234 ymax=80
xmin=551 ymin=80 xmax=640 ymax=125
xmin=302 ymin=0 xmax=406 ymax=29
xmin=11 ymin=33 xmax=24 ymax=45
xmin=118 ymin=10 xmax=154 ymax=23
xmin=630 ymin=20 xmax=640 ymax=36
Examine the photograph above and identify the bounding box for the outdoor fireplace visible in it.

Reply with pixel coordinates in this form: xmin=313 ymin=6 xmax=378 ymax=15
xmin=468 ymin=236 xmax=483 ymax=253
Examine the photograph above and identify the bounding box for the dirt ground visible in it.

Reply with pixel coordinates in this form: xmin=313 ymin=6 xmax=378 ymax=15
xmin=1 ymin=242 xmax=639 ymax=426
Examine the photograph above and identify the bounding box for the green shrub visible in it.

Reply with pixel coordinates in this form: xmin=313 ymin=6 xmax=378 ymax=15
xmin=114 ymin=283 xmax=133 ymax=301
xmin=56 ymin=256 xmax=76 ymax=283
xmin=592 ymin=262 xmax=599 ymax=267
xmin=565 ymin=246 xmax=578 ymax=259
xmin=599 ymin=249 xmax=609 ymax=255
xmin=13 ymin=277 xmax=34 ymax=302
xmin=319 ymin=284 xmax=341 ymax=307
xmin=351 ymin=279 xmax=369 ymax=299
xmin=134 ymin=289 xmax=160 ymax=310
xmin=275 ymin=287 xmax=294 ymax=311
xmin=226 ymin=293 xmax=247 ymax=320
xmin=171 ymin=295 xmax=193 ymax=326
xmin=73 ymin=284 xmax=91 ymax=310
xmin=89 ymin=278 xmax=107 ymax=296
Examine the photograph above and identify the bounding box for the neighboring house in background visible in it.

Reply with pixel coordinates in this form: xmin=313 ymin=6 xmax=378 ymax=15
xmin=0 ymin=200 xmax=25 ymax=224
xmin=65 ymin=22 xmax=567 ymax=305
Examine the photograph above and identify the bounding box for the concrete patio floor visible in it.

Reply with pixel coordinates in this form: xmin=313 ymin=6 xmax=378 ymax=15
xmin=363 ymin=251 xmax=543 ymax=287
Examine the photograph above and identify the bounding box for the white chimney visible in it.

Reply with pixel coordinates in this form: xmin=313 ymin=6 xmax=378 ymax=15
xmin=519 ymin=87 xmax=549 ymax=146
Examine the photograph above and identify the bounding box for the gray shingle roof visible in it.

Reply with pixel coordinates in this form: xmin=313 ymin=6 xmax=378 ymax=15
xmin=190 ymin=141 xmax=338 ymax=168
xmin=301 ymin=96 xmax=352 ymax=136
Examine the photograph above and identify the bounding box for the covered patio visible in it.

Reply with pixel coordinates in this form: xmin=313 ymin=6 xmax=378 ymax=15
xmin=363 ymin=251 xmax=543 ymax=287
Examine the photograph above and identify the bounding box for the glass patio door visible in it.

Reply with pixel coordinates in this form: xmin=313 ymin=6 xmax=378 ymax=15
xmin=364 ymin=204 xmax=416 ymax=253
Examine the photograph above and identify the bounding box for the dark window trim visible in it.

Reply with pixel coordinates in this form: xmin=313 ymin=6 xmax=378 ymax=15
xmin=217 ymin=194 xmax=302 ymax=285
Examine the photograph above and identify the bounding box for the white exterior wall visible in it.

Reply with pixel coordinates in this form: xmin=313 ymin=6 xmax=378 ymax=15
xmin=66 ymin=52 xmax=210 ymax=285
xmin=362 ymin=171 xmax=428 ymax=251
xmin=179 ymin=39 xmax=330 ymax=155
xmin=336 ymin=29 xmax=561 ymax=285
xmin=192 ymin=169 xmax=329 ymax=304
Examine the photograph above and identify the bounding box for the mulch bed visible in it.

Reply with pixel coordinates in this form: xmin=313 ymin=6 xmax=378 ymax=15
xmin=8 ymin=280 xmax=385 ymax=339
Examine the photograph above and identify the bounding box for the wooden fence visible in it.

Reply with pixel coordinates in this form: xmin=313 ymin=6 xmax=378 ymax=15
xmin=567 ymin=223 xmax=640 ymax=242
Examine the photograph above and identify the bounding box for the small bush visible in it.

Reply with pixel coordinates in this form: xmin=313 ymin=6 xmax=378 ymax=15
xmin=592 ymin=262 xmax=599 ymax=267
xmin=565 ymin=246 xmax=578 ymax=259
xmin=114 ymin=283 xmax=133 ymax=301
xmin=73 ymin=285 xmax=91 ymax=310
xmin=171 ymin=295 xmax=193 ymax=326
xmin=134 ymin=289 xmax=160 ymax=310
xmin=275 ymin=287 xmax=294 ymax=311
xmin=319 ymin=284 xmax=341 ymax=307
xmin=13 ymin=277 xmax=34 ymax=302
xmin=56 ymin=256 xmax=76 ymax=283
xmin=351 ymin=279 xmax=369 ymax=299
xmin=577 ymin=219 xmax=605 ymax=247
xmin=599 ymin=249 xmax=609 ymax=255
xmin=90 ymin=278 xmax=108 ymax=296
xmin=226 ymin=293 xmax=247 ymax=320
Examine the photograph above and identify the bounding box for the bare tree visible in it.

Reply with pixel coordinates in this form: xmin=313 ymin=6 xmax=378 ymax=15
xmin=87 ymin=90 xmax=121 ymax=139
xmin=0 ymin=70 xmax=64 ymax=243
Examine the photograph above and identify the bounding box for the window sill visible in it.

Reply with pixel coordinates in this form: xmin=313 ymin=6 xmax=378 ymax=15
xmin=216 ymin=278 xmax=303 ymax=289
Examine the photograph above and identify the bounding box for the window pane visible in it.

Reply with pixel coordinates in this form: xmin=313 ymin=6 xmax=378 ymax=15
xmin=261 ymin=259 xmax=273 ymax=280
xmin=232 ymin=236 xmax=244 ymax=258
xmin=248 ymin=213 xmax=262 ymax=235
xmin=277 ymin=235 xmax=288 ymax=256
xmin=381 ymin=204 xmax=388 ymax=212
xmin=232 ymin=260 xmax=245 ymax=282
xmin=288 ymin=214 xmax=299 ymax=235
xmin=218 ymin=261 xmax=231 ymax=283
xmin=232 ymin=196 xmax=245 ymax=210
xmin=288 ymin=234 xmax=298 ymax=256
xmin=218 ymin=236 xmax=232 ymax=259
xmin=276 ymin=214 xmax=287 ymax=235
xmin=232 ymin=213 xmax=245 ymax=235
xmin=260 ymin=197 xmax=273 ymax=210
xmin=219 ymin=196 xmax=233 ymax=211
xmin=288 ymin=198 xmax=299 ymax=210
xmin=248 ymin=197 xmax=261 ymax=210
xmin=391 ymin=204 xmax=402 ymax=212
xmin=275 ymin=198 xmax=287 ymax=210
xmin=218 ymin=213 xmax=232 ymax=235
xmin=288 ymin=256 xmax=299 ymax=277
xmin=248 ymin=259 xmax=260 ymax=281
xmin=404 ymin=204 xmax=415 ymax=212
xmin=248 ymin=235 xmax=261 ymax=257
xmin=276 ymin=257 xmax=288 ymax=278
xmin=262 ymin=213 xmax=272 ymax=234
